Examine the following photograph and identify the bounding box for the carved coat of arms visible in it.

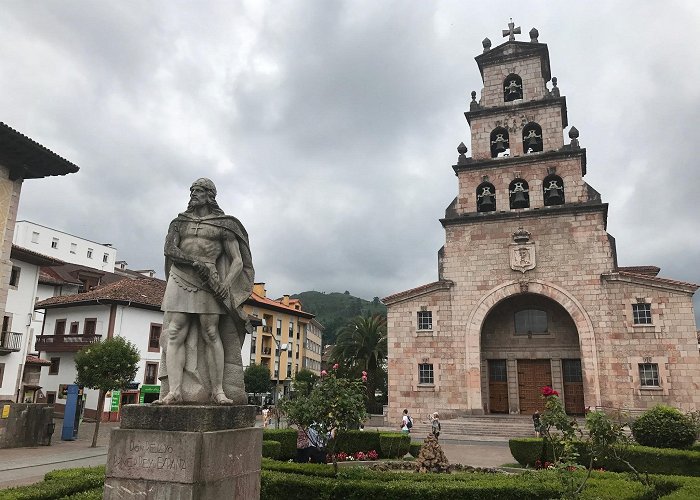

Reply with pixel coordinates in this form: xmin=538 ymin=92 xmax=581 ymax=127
xmin=510 ymin=227 xmax=535 ymax=273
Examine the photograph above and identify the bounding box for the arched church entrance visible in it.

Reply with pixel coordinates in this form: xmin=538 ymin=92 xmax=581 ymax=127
xmin=480 ymin=293 xmax=585 ymax=415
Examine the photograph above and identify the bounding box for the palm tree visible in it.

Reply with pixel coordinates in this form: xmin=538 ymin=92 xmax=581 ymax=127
xmin=330 ymin=314 xmax=387 ymax=412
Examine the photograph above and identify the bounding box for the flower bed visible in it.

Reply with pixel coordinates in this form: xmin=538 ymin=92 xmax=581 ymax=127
xmin=332 ymin=450 xmax=379 ymax=462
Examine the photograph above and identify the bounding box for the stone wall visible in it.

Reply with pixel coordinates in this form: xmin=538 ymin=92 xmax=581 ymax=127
xmin=0 ymin=403 xmax=54 ymax=448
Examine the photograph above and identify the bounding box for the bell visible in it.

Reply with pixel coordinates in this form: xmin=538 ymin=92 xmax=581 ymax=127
xmin=526 ymin=135 xmax=541 ymax=148
xmin=511 ymin=190 xmax=528 ymax=209
xmin=492 ymin=138 xmax=507 ymax=154
xmin=546 ymin=188 xmax=563 ymax=205
xmin=479 ymin=194 xmax=495 ymax=212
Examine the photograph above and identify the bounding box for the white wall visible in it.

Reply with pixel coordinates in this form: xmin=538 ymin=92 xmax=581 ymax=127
xmin=1 ymin=259 xmax=40 ymax=399
xmin=14 ymin=221 xmax=117 ymax=272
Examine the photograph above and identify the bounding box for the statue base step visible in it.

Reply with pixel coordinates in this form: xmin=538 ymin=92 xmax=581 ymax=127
xmin=104 ymin=404 xmax=261 ymax=499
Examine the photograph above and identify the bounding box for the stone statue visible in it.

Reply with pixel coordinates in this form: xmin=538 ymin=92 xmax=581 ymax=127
xmin=156 ymin=178 xmax=254 ymax=405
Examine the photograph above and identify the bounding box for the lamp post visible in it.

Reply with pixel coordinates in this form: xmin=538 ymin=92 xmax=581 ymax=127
xmin=273 ymin=339 xmax=292 ymax=429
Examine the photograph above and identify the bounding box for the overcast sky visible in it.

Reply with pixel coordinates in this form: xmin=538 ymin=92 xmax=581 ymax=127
xmin=3 ymin=1 xmax=699 ymax=321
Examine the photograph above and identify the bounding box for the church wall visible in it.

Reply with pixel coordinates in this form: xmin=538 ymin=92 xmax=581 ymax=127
xmin=470 ymin=104 xmax=565 ymax=161
xmin=456 ymin=155 xmax=586 ymax=214
xmin=480 ymin=55 xmax=548 ymax=107
xmin=440 ymin=209 xmax=614 ymax=412
xmin=387 ymin=288 xmax=465 ymax=419
xmin=594 ymin=281 xmax=700 ymax=410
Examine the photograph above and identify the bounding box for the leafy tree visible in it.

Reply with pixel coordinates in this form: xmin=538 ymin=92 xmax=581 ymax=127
xmin=282 ymin=367 xmax=368 ymax=474
xmin=74 ymin=337 xmax=139 ymax=447
xmin=330 ymin=314 xmax=387 ymax=413
xmin=292 ymin=368 xmax=318 ymax=396
xmin=244 ymin=363 xmax=272 ymax=402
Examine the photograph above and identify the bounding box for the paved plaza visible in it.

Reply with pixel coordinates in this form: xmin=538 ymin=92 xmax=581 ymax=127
xmin=0 ymin=417 xmax=515 ymax=489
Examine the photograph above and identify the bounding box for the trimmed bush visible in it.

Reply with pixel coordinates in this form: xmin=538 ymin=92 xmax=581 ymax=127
xmin=508 ymin=438 xmax=554 ymax=467
xmin=509 ymin=437 xmax=700 ymax=477
xmin=61 ymin=489 xmax=103 ymax=500
xmin=0 ymin=466 xmax=104 ymax=500
xmin=333 ymin=430 xmax=381 ymax=454
xmin=602 ymin=444 xmax=700 ymax=477
xmin=262 ymin=440 xmax=282 ymax=459
xmin=409 ymin=441 xmax=422 ymax=458
xmin=263 ymin=428 xmax=298 ymax=460
xmin=379 ymin=432 xmax=410 ymax=458
xmin=631 ymin=405 xmax=697 ymax=449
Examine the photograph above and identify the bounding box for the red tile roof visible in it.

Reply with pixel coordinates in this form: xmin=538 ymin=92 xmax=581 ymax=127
xmin=36 ymin=277 xmax=166 ymax=310
xmin=617 ymin=266 xmax=660 ymax=277
xmin=25 ymin=355 xmax=52 ymax=366
xmin=11 ymin=245 xmax=65 ymax=267
xmin=603 ymin=271 xmax=699 ymax=293
xmin=245 ymin=292 xmax=314 ymax=319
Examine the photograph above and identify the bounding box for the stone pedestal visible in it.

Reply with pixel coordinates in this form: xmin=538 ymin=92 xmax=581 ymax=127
xmin=103 ymin=404 xmax=261 ymax=500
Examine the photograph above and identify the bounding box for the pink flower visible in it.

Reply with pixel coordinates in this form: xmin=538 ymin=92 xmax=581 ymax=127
xmin=362 ymin=375 xmax=368 ymax=382
xmin=361 ymin=371 xmax=367 ymax=377
xmin=333 ymin=363 xmax=339 ymax=370
xmin=321 ymin=370 xmax=327 ymax=377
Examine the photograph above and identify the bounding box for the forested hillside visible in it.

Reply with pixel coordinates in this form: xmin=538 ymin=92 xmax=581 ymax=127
xmin=291 ymin=291 xmax=387 ymax=346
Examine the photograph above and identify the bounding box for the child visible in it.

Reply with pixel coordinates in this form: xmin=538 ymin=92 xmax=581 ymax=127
xmin=532 ymin=410 xmax=541 ymax=437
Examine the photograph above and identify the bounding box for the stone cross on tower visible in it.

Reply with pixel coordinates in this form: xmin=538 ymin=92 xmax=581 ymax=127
xmin=502 ymin=18 xmax=521 ymax=41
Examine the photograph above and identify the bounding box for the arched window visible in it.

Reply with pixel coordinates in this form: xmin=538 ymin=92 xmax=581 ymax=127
xmin=503 ymin=74 xmax=523 ymax=102
xmin=522 ymin=122 xmax=543 ymax=154
xmin=490 ymin=127 xmax=509 ymax=158
xmin=509 ymin=179 xmax=530 ymax=209
xmin=476 ymin=182 xmax=496 ymax=212
xmin=543 ymin=174 xmax=565 ymax=206
xmin=514 ymin=309 xmax=548 ymax=334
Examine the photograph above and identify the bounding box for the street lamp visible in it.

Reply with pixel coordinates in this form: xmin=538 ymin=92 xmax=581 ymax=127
xmin=272 ymin=340 xmax=292 ymax=428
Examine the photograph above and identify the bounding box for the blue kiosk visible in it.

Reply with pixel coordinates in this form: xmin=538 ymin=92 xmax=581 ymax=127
xmin=61 ymin=384 xmax=84 ymax=441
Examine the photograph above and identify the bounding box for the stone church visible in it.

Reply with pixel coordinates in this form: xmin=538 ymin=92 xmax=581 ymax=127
xmin=384 ymin=24 xmax=700 ymax=417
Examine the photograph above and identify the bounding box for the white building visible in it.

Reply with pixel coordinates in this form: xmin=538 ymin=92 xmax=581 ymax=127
xmin=0 ymin=246 xmax=62 ymax=401
xmin=35 ymin=277 xmax=165 ymax=419
xmin=13 ymin=220 xmax=118 ymax=272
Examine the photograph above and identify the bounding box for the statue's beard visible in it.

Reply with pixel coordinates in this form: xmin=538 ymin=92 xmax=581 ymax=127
xmin=186 ymin=196 xmax=224 ymax=215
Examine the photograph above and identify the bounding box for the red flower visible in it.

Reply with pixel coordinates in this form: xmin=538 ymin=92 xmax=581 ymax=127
xmin=320 ymin=370 xmax=327 ymax=377
xmin=541 ymin=386 xmax=559 ymax=397
xmin=333 ymin=363 xmax=339 ymax=370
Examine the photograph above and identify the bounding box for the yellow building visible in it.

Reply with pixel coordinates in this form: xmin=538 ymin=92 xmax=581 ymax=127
xmin=243 ymin=283 xmax=323 ymax=400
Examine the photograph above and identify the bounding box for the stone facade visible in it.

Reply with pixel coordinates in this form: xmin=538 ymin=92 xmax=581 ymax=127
xmin=384 ymin=29 xmax=700 ymax=420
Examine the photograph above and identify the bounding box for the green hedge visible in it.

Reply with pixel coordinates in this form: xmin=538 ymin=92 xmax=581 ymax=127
xmin=333 ymin=430 xmax=381 ymax=454
xmin=263 ymin=428 xmax=297 ymax=460
xmin=60 ymin=489 xmax=103 ymax=500
xmin=378 ymin=432 xmax=410 ymax=459
xmin=0 ymin=466 xmax=104 ymax=500
xmin=409 ymin=441 xmax=422 ymax=458
xmin=509 ymin=438 xmax=700 ymax=476
xmin=262 ymin=440 xmax=282 ymax=459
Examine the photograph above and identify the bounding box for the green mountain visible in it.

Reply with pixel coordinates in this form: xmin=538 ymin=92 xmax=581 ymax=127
xmin=291 ymin=291 xmax=387 ymax=346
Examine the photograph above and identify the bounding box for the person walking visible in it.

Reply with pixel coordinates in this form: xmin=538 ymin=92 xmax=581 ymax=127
xmin=430 ymin=412 xmax=441 ymax=439
xmin=401 ymin=409 xmax=413 ymax=434
xmin=532 ymin=410 xmax=541 ymax=437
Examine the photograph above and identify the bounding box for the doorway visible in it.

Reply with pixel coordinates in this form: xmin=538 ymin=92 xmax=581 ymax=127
xmin=517 ymin=359 xmax=551 ymax=414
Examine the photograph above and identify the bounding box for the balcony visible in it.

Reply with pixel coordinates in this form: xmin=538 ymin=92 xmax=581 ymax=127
xmin=261 ymin=326 xmax=273 ymax=334
xmin=260 ymin=347 xmax=272 ymax=357
xmin=35 ymin=334 xmax=102 ymax=352
xmin=0 ymin=331 xmax=22 ymax=355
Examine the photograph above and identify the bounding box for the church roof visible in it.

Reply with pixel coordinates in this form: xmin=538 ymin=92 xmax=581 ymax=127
xmin=602 ymin=271 xmax=698 ymax=294
xmin=474 ymin=40 xmax=551 ymax=82
xmin=36 ymin=277 xmax=166 ymax=310
xmin=0 ymin=122 xmax=80 ymax=180
xmin=616 ymin=266 xmax=661 ymax=277
xmin=382 ymin=280 xmax=454 ymax=305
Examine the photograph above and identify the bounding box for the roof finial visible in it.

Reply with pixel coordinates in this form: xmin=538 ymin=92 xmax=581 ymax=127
xmin=502 ymin=18 xmax=521 ymax=41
